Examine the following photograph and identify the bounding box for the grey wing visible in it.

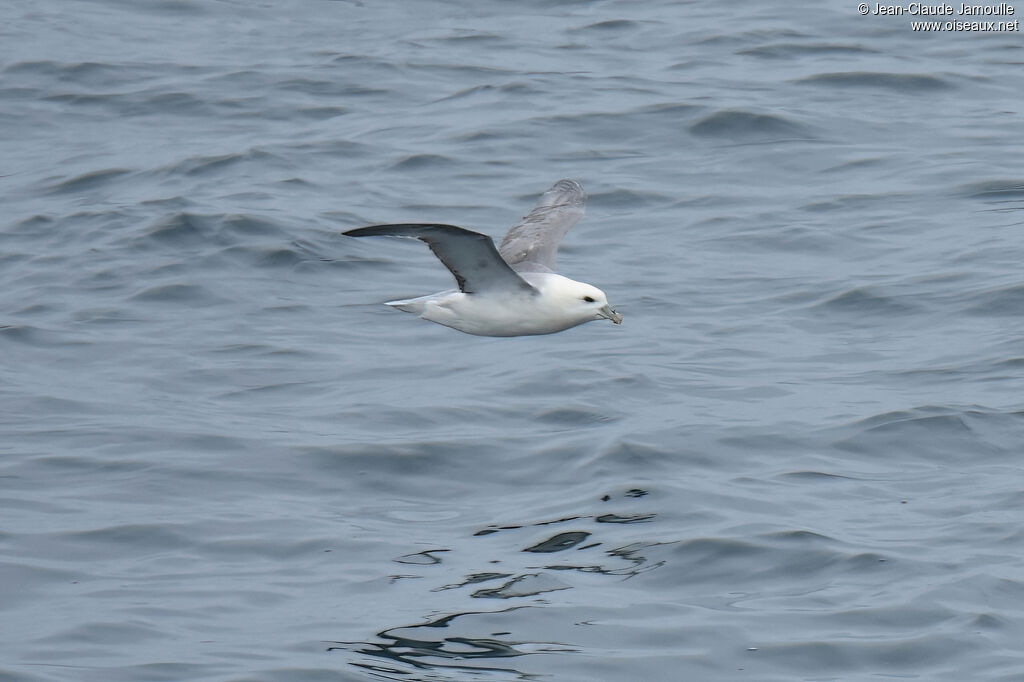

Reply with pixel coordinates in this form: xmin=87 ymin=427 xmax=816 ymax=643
xmin=498 ymin=179 xmax=586 ymax=273
xmin=343 ymin=223 xmax=536 ymax=295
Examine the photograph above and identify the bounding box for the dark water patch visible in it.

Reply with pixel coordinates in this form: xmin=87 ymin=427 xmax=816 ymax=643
xmin=689 ymin=110 xmax=813 ymax=141
xmin=24 ymin=453 xmax=152 ymax=477
xmin=660 ymin=536 xmax=890 ymax=588
xmin=56 ymin=523 xmax=192 ymax=555
xmin=795 ymin=71 xmax=952 ymax=91
xmin=739 ymin=42 xmax=877 ymax=59
xmin=205 ymin=68 xmax=265 ymax=87
xmin=754 ymin=633 xmax=974 ymax=674
xmin=801 ymin=192 xmax=903 ymax=212
xmin=583 ymin=439 xmax=676 ymax=475
xmin=138 ymin=90 xmax=214 ymax=115
xmin=633 ymin=101 xmax=703 ymax=118
xmin=43 ymin=91 xmax=124 ymax=111
xmin=833 ymin=406 xmax=1008 ymax=460
xmin=808 ymin=286 xmax=919 ymax=316
xmin=289 ymin=138 xmax=371 ymax=158
xmin=326 ymin=53 xmax=405 ymax=71
xmin=536 ymin=407 xmax=617 ymax=426
xmin=129 ymin=283 xmax=219 ymax=303
xmin=452 ymin=128 xmax=511 ymax=143
xmin=221 ymin=213 xmax=282 ymax=237
xmin=589 ymin=187 xmax=674 ymax=209
xmin=221 ymin=244 xmax=306 ymax=268
xmin=568 ymin=19 xmax=644 ymax=32
xmin=217 ymin=380 xmax=326 ymax=400
xmin=7 ymin=214 xmax=56 ymax=234
xmin=139 ymin=195 xmax=195 ymax=212
xmin=531 ymin=102 xmax=702 ymax=144
xmin=498 ymin=81 xmax=543 ymax=95
xmin=43 ymin=168 xmax=133 ymax=195
xmin=400 ymin=61 xmax=519 ymax=79
xmin=723 ymin=225 xmax=837 ymax=255
xmin=0 ymin=86 xmax=43 ymax=101
xmin=12 ymin=302 xmax=60 ymax=316
xmin=198 ymin=536 xmax=335 ymax=560
xmin=47 ymin=620 xmax=167 ymax=646
xmin=389 ymin=153 xmax=457 ymax=171
xmin=0 ymin=561 xmax=83 ymax=609
xmin=429 ymin=30 xmax=505 ymax=44
xmin=277 ymin=77 xmax=387 ymax=97
xmin=963 ymin=283 xmax=1024 ymax=316
xmin=433 ymin=83 xmax=499 ymax=103
xmin=278 ymin=177 xmax=315 ymax=188
xmin=298 ymin=440 xmax=504 ymax=499
xmin=816 ymin=604 xmax=960 ymax=631
xmin=140 ymin=212 xmax=217 ymax=245
xmin=0 ymin=324 xmax=72 ymax=347
xmin=42 ymin=88 xmax=215 ymax=117
xmin=297 ymin=106 xmax=348 ymax=120
xmin=958 ymin=178 xmax=1024 ymax=200
xmin=820 ymin=156 xmax=888 ymax=173
xmin=165 ymin=148 xmax=280 ymax=177
xmin=2 ymin=59 xmax=174 ymax=88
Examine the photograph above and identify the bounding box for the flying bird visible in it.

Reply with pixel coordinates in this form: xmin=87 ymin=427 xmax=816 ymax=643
xmin=343 ymin=179 xmax=621 ymax=337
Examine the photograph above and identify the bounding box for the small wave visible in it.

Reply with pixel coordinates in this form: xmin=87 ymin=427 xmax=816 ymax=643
xmin=833 ymin=406 xmax=1010 ymax=459
xmin=536 ymin=407 xmax=619 ymax=426
xmin=795 ymin=71 xmax=952 ymax=91
xmin=277 ymin=77 xmax=386 ymax=97
xmin=689 ymin=109 xmax=813 ymax=140
xmin=966 ymin=180 xmax=1024 ymax=197
xmin=568 ymin=19 xmax=644 ymax=32
xmin=964 ymin=283 xmax=1024 ymax=317
xmin=165 ymin=149 xmax=278 ymax=177
xmin=427 ymin=30 xmax=505 ymax=45
xmin=3 ymin=59 xmax=161 ymax=88
xmin=58 ymin=523 xmax=192 ymax=553
xmin=43 ymin=168 xmax=133 ymax=195
xmin=130 ymin=283 xmax=218 ymax=303
xmin=389 ymin=153 xmax=457 ymax=171
xmin=296 ymin=105 xmax=348 ymax=120
xmin=142 ymin=212 xmax=216 ymax=245
xmin=0 ymin=324 xmax=60 ymax=345
xmin=809 ymin=286 xmax=919 ymax=316
xmin=591 ymin=187 xmax=674 ymax=209
xmin=739 ymin=43 xmax=878 ymax=59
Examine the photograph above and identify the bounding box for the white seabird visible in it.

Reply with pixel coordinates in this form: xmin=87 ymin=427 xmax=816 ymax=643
xmin=343 ymin=179 xmax=622 ymax=337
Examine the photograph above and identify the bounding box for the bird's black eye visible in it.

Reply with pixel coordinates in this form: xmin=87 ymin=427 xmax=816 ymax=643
xmin=583 ymin=296 xmax=595 ymax=303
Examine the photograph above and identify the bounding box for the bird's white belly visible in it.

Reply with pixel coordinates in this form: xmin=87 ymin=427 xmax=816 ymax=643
xmin=421 ymin=290 xmax=583 ymax=337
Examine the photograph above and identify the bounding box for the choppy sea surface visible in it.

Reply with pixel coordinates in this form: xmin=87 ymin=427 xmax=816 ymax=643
xmin=3 ymin=1 xmax=1024 ymax=680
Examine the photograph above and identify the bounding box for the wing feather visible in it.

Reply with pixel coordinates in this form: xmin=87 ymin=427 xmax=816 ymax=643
xmin=343 ymin=223 xmax=536 ymax=295
xmin=498 ymin=179 xmax=586 ymax=272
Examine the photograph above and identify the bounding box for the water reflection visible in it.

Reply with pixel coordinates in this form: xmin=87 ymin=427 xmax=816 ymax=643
xmin=332 ymin=488 xmax=661 ymax=679
xmin=329 ymin=607 xmax=576 ymax=681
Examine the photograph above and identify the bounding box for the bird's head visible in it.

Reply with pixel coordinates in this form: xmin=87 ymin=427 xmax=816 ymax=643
xmin=551 ymin=278 xmax=622 ymax=326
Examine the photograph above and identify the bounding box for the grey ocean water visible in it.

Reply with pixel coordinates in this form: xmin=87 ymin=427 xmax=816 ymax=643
xmin=2 ymin=0 xmax=1023 ymax=680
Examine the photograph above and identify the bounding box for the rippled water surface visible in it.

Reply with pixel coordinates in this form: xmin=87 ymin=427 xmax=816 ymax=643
xmin=3 ymin=1 xmax=1024 ymax=680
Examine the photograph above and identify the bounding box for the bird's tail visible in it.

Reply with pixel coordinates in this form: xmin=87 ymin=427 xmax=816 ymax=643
xmin=384 ymin=295 xmax=429 ymax=314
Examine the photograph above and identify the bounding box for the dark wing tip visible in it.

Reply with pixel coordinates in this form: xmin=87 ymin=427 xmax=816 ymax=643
xmin=343 ymin=223 xmax=484 ymax=238
xmin=343 ymin=225 xmax=405 ymax=237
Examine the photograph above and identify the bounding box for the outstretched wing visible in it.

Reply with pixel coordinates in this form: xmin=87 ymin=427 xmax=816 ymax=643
xmin=343 ymin=223 xmax=536 ymax=295
xmin=498 ymin=179 xmax=586 ymax=273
